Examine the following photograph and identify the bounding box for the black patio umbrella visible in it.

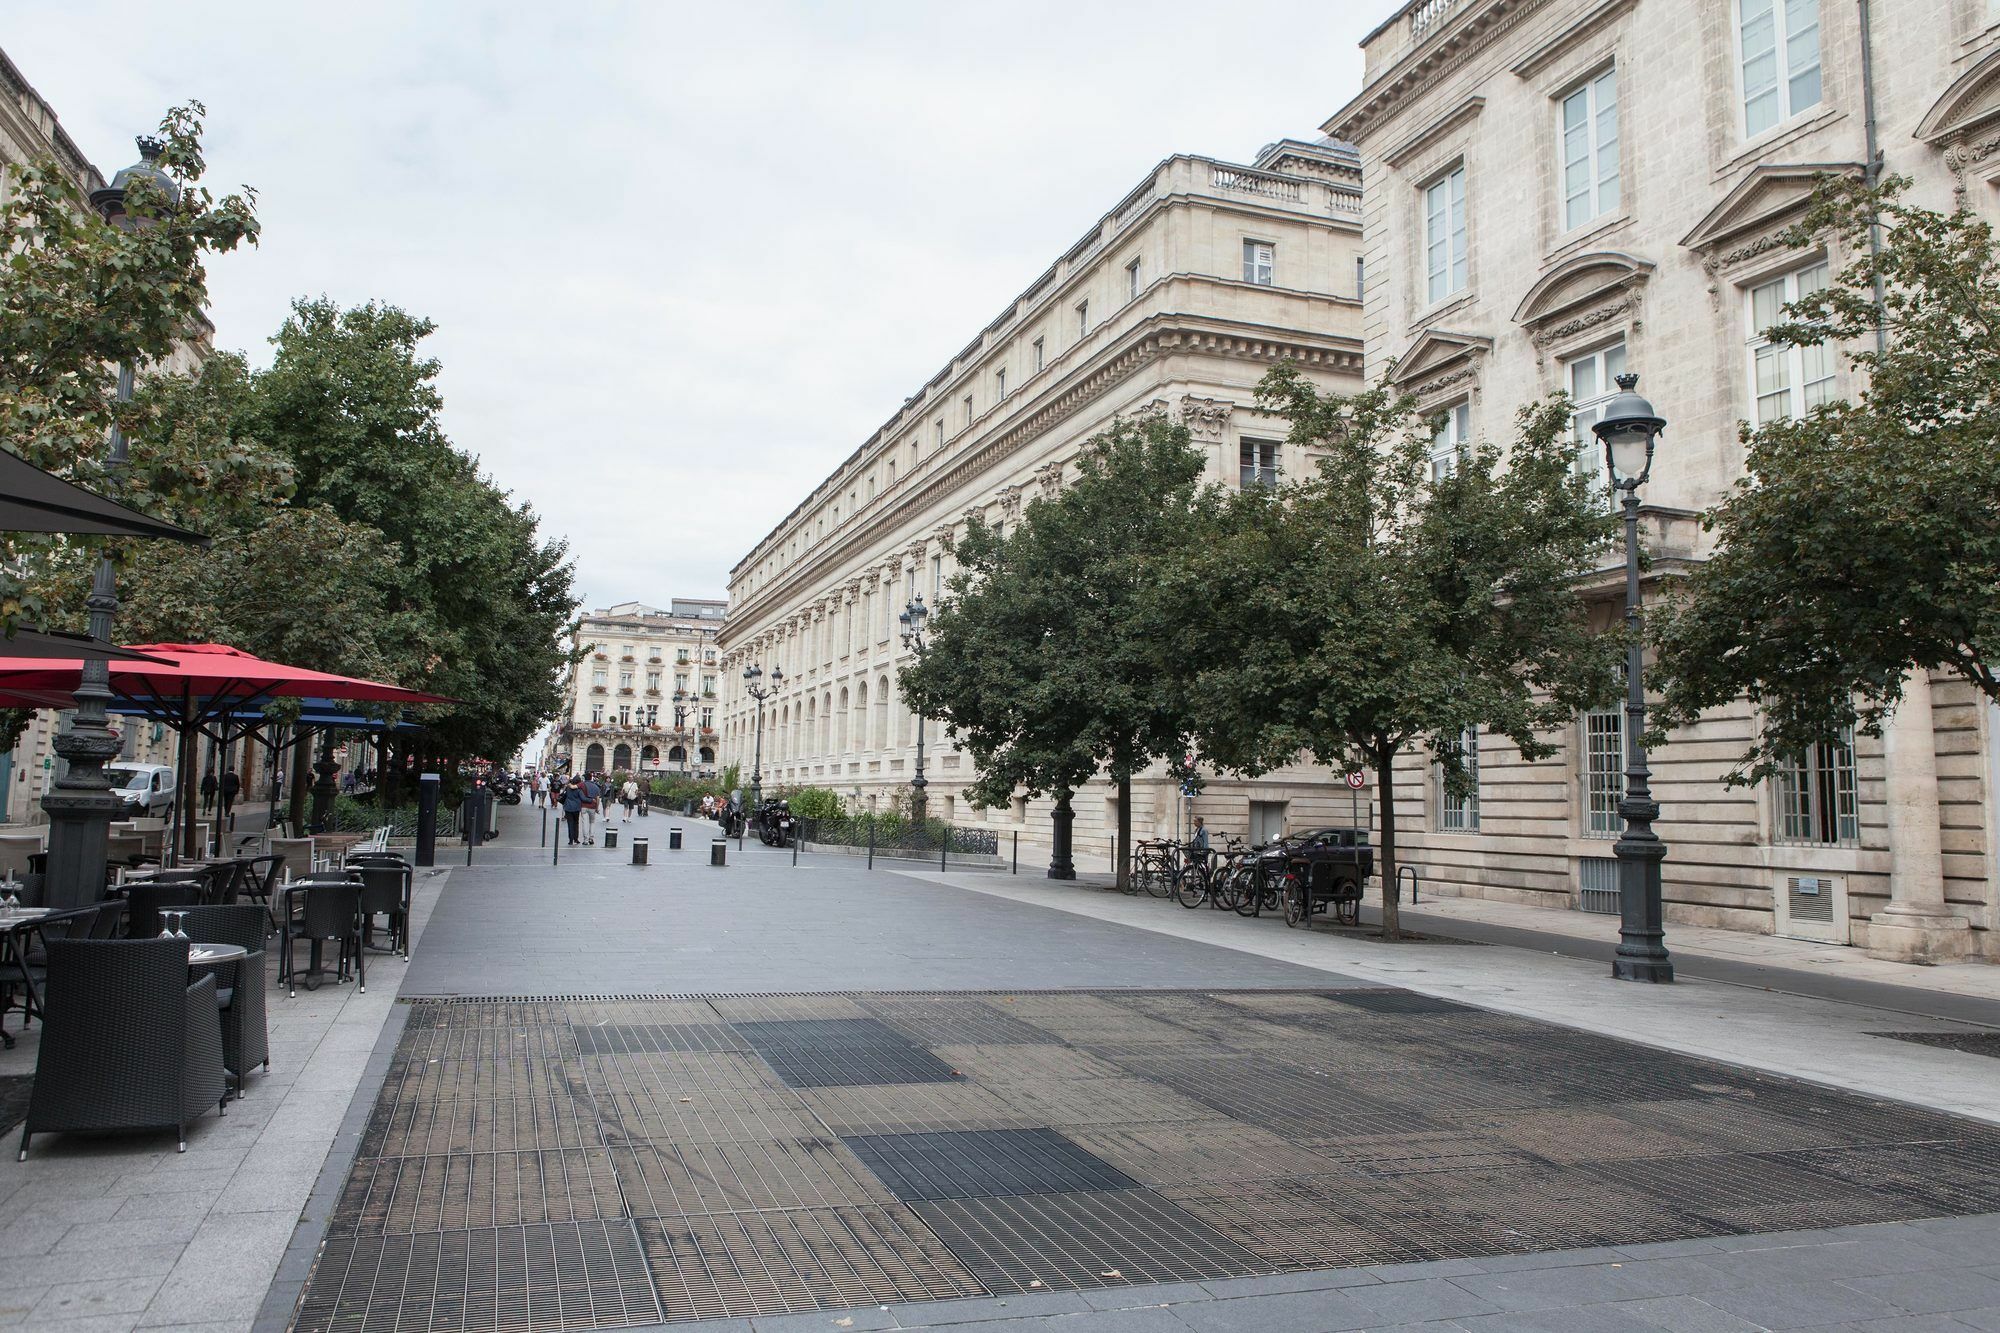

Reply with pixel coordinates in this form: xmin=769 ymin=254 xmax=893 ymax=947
xmin=0 ymin=628 xmax=172 ymax=663
xmin=0 ymin=446 xmax=207 ymax=543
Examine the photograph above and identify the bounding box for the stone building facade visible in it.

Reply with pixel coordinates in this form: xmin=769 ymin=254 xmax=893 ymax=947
xmin=1326 ymin=0 xmax=1998 ymax=959
xmin=718 ymin=144 xmax=1367 ymax=868
xmin=552 ymin=601 xmax=727 ymax=779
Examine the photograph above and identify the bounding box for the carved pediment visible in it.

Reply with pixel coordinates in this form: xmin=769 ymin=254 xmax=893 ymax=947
xmin=1917 ymin=46 xmax=2000 ymax=146
xmin=1512 ymin=251 xmax=1653 ymax=328
xmin=1680 ymin=162 xmax=1863 ymax=254
xmin=1387 ymin=328 xmax=1492 ymax=391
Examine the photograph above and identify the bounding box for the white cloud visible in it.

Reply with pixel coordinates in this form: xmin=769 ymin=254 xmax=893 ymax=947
xmin=7 ymin=0 xmax=1375 ymax=609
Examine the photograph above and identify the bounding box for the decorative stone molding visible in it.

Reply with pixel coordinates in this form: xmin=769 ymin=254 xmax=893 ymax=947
xmin=1178 ymin=395 xmax=1235 ymax=442
xmin=1034 ymin=459 xmax=1064 ymax=498
xmin=1136 ymin=397 xmax=1174 ymax=422
xmin=997 ymin=484 xmax=1025 ymax=521
xmin=932 ymin=522 xmax=956 ymax=550
xmin=1387 ymin=327 xmax=1492 ymax=395
xmin=1918 ymin=46 xmax=2000 ymax=202
xmin=1382 ymin=94 xmax=1486 ymax=170
xmin=1682 ymin=162 xmax=1862 ymax=301
xmin=1512 ymin=251 xmax=1653 ymax=366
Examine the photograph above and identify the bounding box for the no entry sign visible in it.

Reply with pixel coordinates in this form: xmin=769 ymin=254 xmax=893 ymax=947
xmin=1345 ymin=772 xmax=1365 ymax=789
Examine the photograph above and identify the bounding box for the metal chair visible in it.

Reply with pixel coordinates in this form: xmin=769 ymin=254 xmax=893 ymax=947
xmin=348 ymin=854 xmax=411 ymax=956
xmin=281 ymin=878 xmax=365 ymax=997
xmin=18 ymin=937 xmax=228 ymax=1158
xmin=177 ymin=904 xmax=270 ymax=1095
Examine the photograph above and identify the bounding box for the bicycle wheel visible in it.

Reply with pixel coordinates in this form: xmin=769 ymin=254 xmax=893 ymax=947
xmin=1213 ymin=864 xmax=1245 ymax=912
xmin=1144 ymin=856 xmax=1178 ymax=899
xmin=1283 ymin=875 xmax=1307 ymax=927
xmin=1175 ymin=864 xmax=1208 ymax=909
xmin=1234 ymin=866 xmax=1265 ymax=917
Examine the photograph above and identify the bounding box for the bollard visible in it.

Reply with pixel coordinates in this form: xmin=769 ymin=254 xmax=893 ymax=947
xmin=710 ymin=838 xmax=727 ymax=867
xmin=632 ymin=837 xmax=648 ymax=865
xmin=605 ymin=826 xmax=618 ymax=850
xmin=669 ymin=826 xmax=683 ymax=851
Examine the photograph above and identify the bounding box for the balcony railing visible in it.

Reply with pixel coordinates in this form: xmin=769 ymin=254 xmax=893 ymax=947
xmin=1409 ymin=0 xmax=1460 ymax=42
xmin=1211 ymin=167 xmax=1305 ymax=203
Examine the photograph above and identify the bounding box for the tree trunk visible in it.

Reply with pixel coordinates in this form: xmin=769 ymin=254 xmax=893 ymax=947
xmin=1376 ymin=740 xmax=1401 ymax=941
xmin=1114 ymin=772 xmax=1132 ymax=892
xmin=288 ymin=727 xmax=312 ymax=834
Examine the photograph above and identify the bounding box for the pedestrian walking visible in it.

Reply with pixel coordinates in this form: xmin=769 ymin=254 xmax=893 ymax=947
xmin=561 ymin=777 xmax=584 ymax=845
xmin=622 ymin=777 xmax=639 ymax=817
xmin=581 ymin=776 xmax=601 ymax=844
xmin=219 ymin=768 xmax=240 ymax=819
xmin=200 ymin=770 xmax=217 ymax=813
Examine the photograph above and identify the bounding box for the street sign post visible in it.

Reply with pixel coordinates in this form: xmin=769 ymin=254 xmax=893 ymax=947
xmin=1345 ymin=771 xmax=1365 ymax=836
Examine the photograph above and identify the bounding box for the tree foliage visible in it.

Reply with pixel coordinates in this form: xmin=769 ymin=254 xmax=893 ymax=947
xmin=0 ymin=103 xmax=278 ymax=633
xmin=1171 ymin=368 xmax=1621 ymax=936
xmin=899 ymin=415 xmax=1204 ymax=885
xmin=1654 ymin=178 xmax=2000 ymax=778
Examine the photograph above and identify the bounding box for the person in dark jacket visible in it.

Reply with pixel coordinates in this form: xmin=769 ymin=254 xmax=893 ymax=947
xmin=200 ymin=771 xmax=218 ymax=813
xmin=219 ymin=769 xmax=241 ymax=818
xmin=561 ymin=778 xmax=585 ymax=845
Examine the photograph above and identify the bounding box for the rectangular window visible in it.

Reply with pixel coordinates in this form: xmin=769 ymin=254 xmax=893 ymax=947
xmin=1430 ymin=401 xmax=1471 ymax=481
xmin=619 ymin=705 xmax=630 ymax=726
xmin=1076 ymin=299 xmax=1089 ymax=337
xmin=1243 ymin=240 xmax=1275 ymax=285
xmin=1439 ymin=726 xmax=1481 ymax=832
xmin=885 ymin=574 xmax=897 ymax=640
xmin=1355 ymin=255 xmax=1365 ymax=298
xmin=995 ymin=367 xmax=1006 ymax=399
xmin=1774 ymin=728 xmax=1858 ymax=845
xmin=1740 ymin=0 xmax=1821 ymax=139
xmin=1748 ymin=262 xmax=1833 ymax=424
xmin=1032 ymin=336 xmax=1045 ymax=372
xmin=646 ymin=672 xmax=660 ymax=692
xmin=930 ymin=554 xmax=942 ymax=599
xmin=674 ymin=673 xmax=687 ymax=694
xmin=618 ymin=670 xmax=633 ymax=689
xmin=934 ymin=420 xmax=944 ymax=450
xmin=962 ymin=394 xmax=974 ymax=428
xmin=701 ymin=707 xmax=714 ymax=729
xmin=1564 ymin=341 xmax=1627 ymax=500
xmin=1582 ymin=706 xmax=1625 ymax=837
xmin=1239 ymin=439 xmax=1280 ymax=489
xmin=1126 ymin=257 xmax=1142 ymax=299
xmin=1560 ymin=67 xmax=1620 ymax=231
xmin=591 ymin=704 xmax=603 ymax=724
xmin=701 ymin=674 xmax=716 ymax=695
xmin=1424 ymin=166 xmax=1468 ymax=305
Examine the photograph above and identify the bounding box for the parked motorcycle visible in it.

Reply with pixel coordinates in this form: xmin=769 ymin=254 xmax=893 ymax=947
xmin=756 ymin=799 xmax=796 ymax=847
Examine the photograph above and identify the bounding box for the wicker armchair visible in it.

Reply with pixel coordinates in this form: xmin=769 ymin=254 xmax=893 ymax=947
xmin=19 ymin=938 xmax=228 ymax=1158
xmin=281 ymin=879 xmax=365 ymax=997
xmin=124 ymin=874 xmax=208 ymax=938
xmin=348 ymin=855 xmax=411 ymax=956
xmin=176 ymin=904 xmax=270 ymax=1094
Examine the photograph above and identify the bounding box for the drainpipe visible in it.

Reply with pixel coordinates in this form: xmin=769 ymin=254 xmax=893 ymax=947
xmin=1857 ymin=0 xmax=1888 ymax=354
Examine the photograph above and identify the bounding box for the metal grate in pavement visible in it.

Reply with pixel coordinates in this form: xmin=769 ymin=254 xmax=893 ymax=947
xmin=636 ymin=1207 xmax=983 ymax=1322
xmin=1326 ymin=990 xmax=1479 ymax=1015
xmin=736 ymin=1018 xmax=964 ymax=1088
xmin=907 ymin=1188 xmax=1264 ymax=1294
xmin=1115 ymin=1052 xmax=1437 ymax=1139
xmin=862 ymin=997 xmax=1059 ymax=1047
xmin=1061 ymin=1120 xmax=1347 ymax=1187
xmin=609 ymin=1138 xmax=900 ymax=1217
xmin=295 ymin=1221 xmax=661 ymax=1333
xmin=573 ymin=1024 xmax=745 ymax=1055
xmin=591 ymin=1087 xmax=826 ymax=1147
xmin=1871 ymin=1030 xmax=2000 ymax=1058
xmin=843 ymin=1128 xmax=1138 ymax=1202
xmin=1785 ymin=1141 xmax=2000 ymax=1216
xmin=795 ymin=1081 xmax=1039 ymax=1137
xmin=361 ymin=1094 xmax=604 ymax=1159
xmin=1583 ymin=1150 xmax=1932 ymax=1233
xmin=328 ymin=1150 xmax=626 ymax=1237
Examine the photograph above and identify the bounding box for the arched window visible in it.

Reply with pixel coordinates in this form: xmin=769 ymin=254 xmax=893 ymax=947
xmin=584 ymin=743 xmax=605 ymax=773
xmin=641 ymin=744 xmax=658 ymax=766
xmin=698 ymin=746 xmax=714 ymax=765
xmin=875 ymin=676 xmax=890 ymax=753
xmin=855 ymin=681 xmax=870 ymax=750
xmin=612 ymin=743 xmax=632 ymax=771
xmin=668 ymin=744 xmax=687 ymax=763
xmin=821 ymin=692 xmax=832 ymax=752
xmin=836 ymin=687 xmax=850 ymax=754
xmin=806 ymin=698 xmax=817 ymax=756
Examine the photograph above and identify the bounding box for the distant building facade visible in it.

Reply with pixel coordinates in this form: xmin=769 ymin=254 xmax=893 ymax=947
xmin=1326 ymin=0 xmax=1998 ymax=960
xmin=718 ymin=143 xmax=1368 ymax=867
xmin=553 ymin=601 xmax=727 ymax=778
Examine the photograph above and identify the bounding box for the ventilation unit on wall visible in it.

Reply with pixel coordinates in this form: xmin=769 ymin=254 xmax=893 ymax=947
xmin=1773 ymin=871 xmax=1850 ymax=945
xmin=1576 ymin=856 xmax=1619 ymax=914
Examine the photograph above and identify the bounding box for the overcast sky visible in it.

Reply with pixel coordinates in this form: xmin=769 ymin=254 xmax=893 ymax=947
xmin=10 ymin=3 xmax=1375 ymax=612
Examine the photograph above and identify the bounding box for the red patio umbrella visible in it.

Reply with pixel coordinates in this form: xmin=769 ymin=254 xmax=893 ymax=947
xmin=0 ymin=643 xmax=449 ymax=862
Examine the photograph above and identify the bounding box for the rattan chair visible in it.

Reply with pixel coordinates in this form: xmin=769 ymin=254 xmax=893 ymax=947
xmin=281 ymin=878 xmax=365 ymax=997
xmin=18 ymin=938 xmax=228 ymax=1158
xmin=177 ymin=904 xmax=269 ymax=1094
xmin=349 ymin=856 xmax=411 ymax=956
xmin=124 ymin=874 xmax=208 ymax=938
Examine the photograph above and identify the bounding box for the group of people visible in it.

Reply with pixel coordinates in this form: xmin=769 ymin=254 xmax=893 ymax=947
xmin=529 ymin=772 xmax=646 ymax=845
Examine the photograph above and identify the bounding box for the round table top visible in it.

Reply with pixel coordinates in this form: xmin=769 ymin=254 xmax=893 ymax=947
xmin=188 ymin=942 xmax=248 ymax=967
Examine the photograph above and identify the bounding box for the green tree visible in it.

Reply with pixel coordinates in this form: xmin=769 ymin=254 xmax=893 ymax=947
xmin=0 ymin=104 xmax=274 ymax=634
xmin=1654 ymin=177 xmax=2000 ymax=776
xmin=1175 ymin=368 xmax=1621 ymax=937
xmin=901 ymin=415 xmax=1202 ymax=887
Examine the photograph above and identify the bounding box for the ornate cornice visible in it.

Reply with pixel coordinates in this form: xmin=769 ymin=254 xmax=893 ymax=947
xmin=1326 ymin=0 xmax=1548 ymax=146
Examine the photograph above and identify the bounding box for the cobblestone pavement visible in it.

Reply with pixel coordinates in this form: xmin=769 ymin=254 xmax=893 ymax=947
xmin=265 ymin=809 xmax=2000 ymax=1333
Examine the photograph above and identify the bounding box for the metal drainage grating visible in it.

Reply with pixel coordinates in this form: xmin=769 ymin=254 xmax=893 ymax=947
xmin=294 ymin=1221 xmax=661 ymax=1333
xmin=907 ymin=1188 xmax=1264 ymax=1294
xmin=328 ymin=1150 xmax=626 ymax=1237
xmin=1871 ymin=1031 xmax=2000 ymax=1058
xmin=1327 ymin=990 xmax=1479 ymax=1015
xmin=574 ymin=1023 xmax=746 ymax=1055
xmin=736 ymin=1017 xmax=963 ymax=1088
xmin=636 ymin=1206 xmax=983 ymax=1322
xmin=843 ymin=1127 xmax=1138 ymax=1202
xmin=609 ymin=1138 xmax=899 ymax=1216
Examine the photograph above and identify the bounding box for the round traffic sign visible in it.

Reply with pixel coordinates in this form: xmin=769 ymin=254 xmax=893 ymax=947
xmin=1345 ymin=771 xmax=1366 ymax=789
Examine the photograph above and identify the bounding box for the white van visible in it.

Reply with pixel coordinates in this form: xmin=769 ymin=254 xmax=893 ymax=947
xmin=105 ymin=763 xmax=175 ymax=818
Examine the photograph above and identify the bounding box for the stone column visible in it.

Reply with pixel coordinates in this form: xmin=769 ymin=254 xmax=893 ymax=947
xmin=1867 ymin=669 xmax=1973 ymax=962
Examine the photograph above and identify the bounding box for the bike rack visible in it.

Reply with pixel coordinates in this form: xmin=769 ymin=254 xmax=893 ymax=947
xmin=1397 ymin=864 xmax=1420 ymax=904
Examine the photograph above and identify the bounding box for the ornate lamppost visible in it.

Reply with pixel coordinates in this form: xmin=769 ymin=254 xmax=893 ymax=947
xmin=898 ymin=595 xmax=930 ymax=822
xmin=42 ymin=139 xmax=179 ymax=907
xmin=1592 ymin=372 xmax=1674 ymax=984
xmin=742 ymin=663 xmax=781 ymax=811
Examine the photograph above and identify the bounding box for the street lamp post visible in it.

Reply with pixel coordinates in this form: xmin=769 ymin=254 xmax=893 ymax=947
xmin=1592 ymin=372 xmax=1674 ymax=984
xmin=672 ymin=688 xmax=690 ymax=774
xmin=42 ymin=138 xmax=179 ymax=911
xmin=742 ymin=664 xmax=781 ymax=811
xmin=898 ymin=596 xmax=930 ymax=822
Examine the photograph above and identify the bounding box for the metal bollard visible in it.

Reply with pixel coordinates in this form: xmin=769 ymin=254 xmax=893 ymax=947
xmin=710 ymin=838 xmax=727 ymax=867
xmin=669 ymin=826 xmax=683 ymax=850
xmin=605 ymin=826 xmax=618 ymax=850
xmin=632 ymin=838 xmax=648 ymax=865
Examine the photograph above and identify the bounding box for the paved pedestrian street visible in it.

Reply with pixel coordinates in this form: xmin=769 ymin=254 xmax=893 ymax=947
xmin=259 ymin=810 xmax=2000 ymax=1333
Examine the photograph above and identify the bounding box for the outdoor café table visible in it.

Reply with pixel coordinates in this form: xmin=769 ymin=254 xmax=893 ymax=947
xmin=187 ymin=942 xmax=247 ymax=970
xmin=0 ymin=906 xmax=56 ymax=1048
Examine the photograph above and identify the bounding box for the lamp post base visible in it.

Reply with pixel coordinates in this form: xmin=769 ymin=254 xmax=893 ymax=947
xmin=1611 ymin=953 xmax=1675 ymax=983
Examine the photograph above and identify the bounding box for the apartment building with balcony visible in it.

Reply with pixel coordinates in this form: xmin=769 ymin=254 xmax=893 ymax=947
xmin=555 ymin=600 xmax=726 ymax=778
xmin=718 ymin=141 xmax=1367 ymax=868
xmin=1325 ymin=0 xmax=1998 ymax=959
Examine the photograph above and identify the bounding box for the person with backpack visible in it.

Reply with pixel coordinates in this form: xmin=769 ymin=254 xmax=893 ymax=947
xmin=560 ymin=777 xmax=584 ymax=845
xmin=580 ymin=775 xmax=602 ymax=844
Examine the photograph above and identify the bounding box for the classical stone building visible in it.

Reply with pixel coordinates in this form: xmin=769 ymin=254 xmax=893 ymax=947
xmin=1326 ymin=0 xmax=1997 ymax=959
xmin=718 ymin=143 xmax=1367 ymax=868
xmin=553 ymin=600 xmax=727 ymax=778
